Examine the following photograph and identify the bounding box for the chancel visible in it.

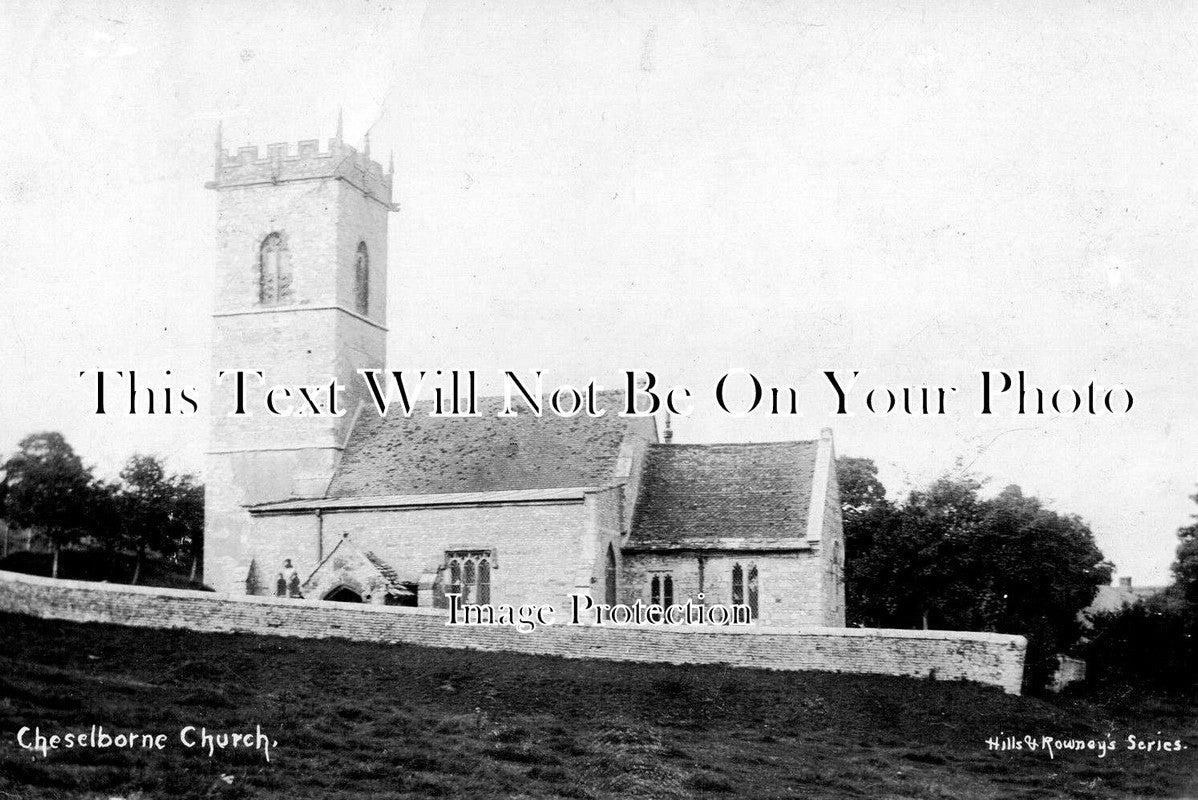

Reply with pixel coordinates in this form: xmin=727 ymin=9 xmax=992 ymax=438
xmin=204 ymin=120 xmax=846 ymax=627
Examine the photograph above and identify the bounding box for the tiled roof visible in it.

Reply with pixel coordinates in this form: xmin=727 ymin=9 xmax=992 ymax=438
xmin=301 ymin=538 xmax=414 ymax=598
xmin=363 ymin=551 xmax=412 ymax=596
xmin=627 ymin=441 xmax=820 ymax=551
xmin=1085 ymin=584 xmax=1166 ymax=615
xmin=328 ymin=391 xmax=656 ymax=498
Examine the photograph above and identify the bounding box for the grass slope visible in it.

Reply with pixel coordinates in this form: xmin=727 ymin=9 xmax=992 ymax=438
xmin=0 ymin=613 xmax=1194 ymax=799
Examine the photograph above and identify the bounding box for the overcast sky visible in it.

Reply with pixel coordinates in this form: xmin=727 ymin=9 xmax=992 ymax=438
xmin=1 ymin=0 xmax=1195 ymax=583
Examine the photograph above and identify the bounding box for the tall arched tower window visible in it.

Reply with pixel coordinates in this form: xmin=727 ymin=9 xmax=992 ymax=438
xmin=354 ymin=242 xmax=369 ymax=315
xmin=258 ymin=233 xmax=292 ymax=305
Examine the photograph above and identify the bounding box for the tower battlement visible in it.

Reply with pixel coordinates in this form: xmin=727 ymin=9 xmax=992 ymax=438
xmin=207 ymin=127 xmax=395 ymax=209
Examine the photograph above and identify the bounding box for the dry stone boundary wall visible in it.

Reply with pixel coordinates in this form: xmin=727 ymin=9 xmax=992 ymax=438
xmin=0 ymin=570 xmax=1026 ymax=693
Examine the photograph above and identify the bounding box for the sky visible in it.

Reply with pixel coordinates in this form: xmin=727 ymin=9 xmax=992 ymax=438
xmin=1 ymin=0 xmax=1195 ymax=583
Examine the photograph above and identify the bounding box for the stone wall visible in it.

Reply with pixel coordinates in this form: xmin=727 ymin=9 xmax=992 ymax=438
xmin=252 ymin=499 xmax=594 ymax=608
xmin=620 ymin=551 xmax=830 ymax=628
xmin=0 ymin=570 xmax=1027 ymax=694
xmin=817 ymin=436 xmax=847 ymax=625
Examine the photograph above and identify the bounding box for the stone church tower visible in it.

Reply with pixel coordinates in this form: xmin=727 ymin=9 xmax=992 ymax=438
xmin=204 ymin=120 xmax=396 ymax=593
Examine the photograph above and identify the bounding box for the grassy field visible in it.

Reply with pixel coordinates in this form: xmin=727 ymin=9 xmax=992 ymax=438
xmin=0 ymin=613 xmax=1194 ymax=799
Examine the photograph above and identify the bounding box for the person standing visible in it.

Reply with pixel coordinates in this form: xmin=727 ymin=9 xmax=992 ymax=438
xmin=283 ymin=559 xmax=302 ymax=598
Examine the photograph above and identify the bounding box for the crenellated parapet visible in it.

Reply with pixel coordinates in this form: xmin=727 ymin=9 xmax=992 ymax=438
xmin=207 ymin=126 xmax=395 ymax=210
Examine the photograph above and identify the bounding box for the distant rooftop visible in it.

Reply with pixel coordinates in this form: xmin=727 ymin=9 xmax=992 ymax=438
xmin=1085 ymin=578 xmax=1166 ymax=615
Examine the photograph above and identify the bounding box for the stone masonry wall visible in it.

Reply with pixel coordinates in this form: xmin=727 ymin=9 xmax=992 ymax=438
xmin=620 ymin=552 xmax=829 ymax=627
xmin=206 ymin=174 xmax=390 ymax=596
xmin=251 ymin=500 xmax=592 ymax=609
xmin=819 ymin=445 xmax=847 ymax=626
xmin=0 ymin=570 xmax=1026 ymax=694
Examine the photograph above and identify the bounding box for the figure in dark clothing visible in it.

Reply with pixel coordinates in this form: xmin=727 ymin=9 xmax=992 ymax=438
xmin=284 ymin=559 xmax=302 ymax=598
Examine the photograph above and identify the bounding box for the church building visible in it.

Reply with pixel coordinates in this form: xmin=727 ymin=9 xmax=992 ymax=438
xmin=204 ymin=125 xmax=845 ymax=628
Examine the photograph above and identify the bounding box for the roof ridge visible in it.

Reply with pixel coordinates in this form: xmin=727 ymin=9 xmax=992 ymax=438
xmin=648 ymin=440 xmax=819 ymax=449
xmin=377 ymin=387 xmax=629 ymax=408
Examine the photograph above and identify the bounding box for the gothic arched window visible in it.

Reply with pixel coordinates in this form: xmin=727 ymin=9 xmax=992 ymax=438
xmin=258 ymin=232 xmax=292 ymax=305
xmin=747 ymin=565 xmax=759 ymax=620
xmin=663 ymin=575 xmax=674 ymax=608
xmin=443 ymin=550 xmax=493 ymax=605
xmin=354 ymin=242 xmax=369 ymax=315
xmin=463 ymin=559 xmax=477 ymax=603
xmin=732 ymin=562 xmax=758 ymax=619
xmin=650 ymin=575 xmax=661 ymax=607
xmin=477 ymin=558 xmax=491 ymax=604
xmin=605 ymin=545 xmax=617 ymax=605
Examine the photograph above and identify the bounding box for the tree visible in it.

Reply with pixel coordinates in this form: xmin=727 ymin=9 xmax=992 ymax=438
xmin=840 ymin=470 xmax=988 ymax=630
xmin=116 ymin=455 xmax=203 ymax=584
xmin=86 ymin=478 xmax=124 ymax=574
xmin=2 ymin=432 xmax=98 ymax=578
xmin=962 ymin=484 xmax=1112 ymax=684
xmin=1172 ymin=489 xmax=1198 ymax=609
xmin=836 ymin=459 xmax=1113 ymax=689
xmin=1078 ymin=489 xmax=1198 ymax=691
xmin=837 ymin=456 xmax=890 ymax=523
xmin=1080 ymin=595 xmax=1193 ymax=691
xmin=835 ymin=457 xmax=900 ymax=626
xmin=172 ymin=474 xmax=204 ymax=582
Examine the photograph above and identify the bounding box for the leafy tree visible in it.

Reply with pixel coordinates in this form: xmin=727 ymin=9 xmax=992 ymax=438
xmin=116 ymin=455 xmax=203 ymax=584
xmin=836 ymin=458 xmax=1113 ymax=689
xmin=963 ymin=484 xmax=1111 ymax=684
xmin=835 ymin=457 xmax=899 ymax=626
xmin=86 ymin=478 xmax=124 ymax=573
xmin=1172 ymin=489 xmax=1198 ymax=609
xmin=837 ymin=456 xmax=890 ymax=523
xmin=2 ymin=432 xmax=98 ymax=578
xmin=1076 ymin=488 xmax=1198 ymax=692
xmin=1080 ymin=595 xmax=1193 ymax=691
xmin=173 ymin=474 xmax=204 ymax=581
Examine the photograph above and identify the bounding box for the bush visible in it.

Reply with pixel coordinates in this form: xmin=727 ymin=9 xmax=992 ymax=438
xmin=1077 ymin=595 xmax=1195 ymax=692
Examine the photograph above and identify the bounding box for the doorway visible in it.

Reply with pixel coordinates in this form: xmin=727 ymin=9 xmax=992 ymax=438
xmin=324 ymin=586 xmax=363 ymax=603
